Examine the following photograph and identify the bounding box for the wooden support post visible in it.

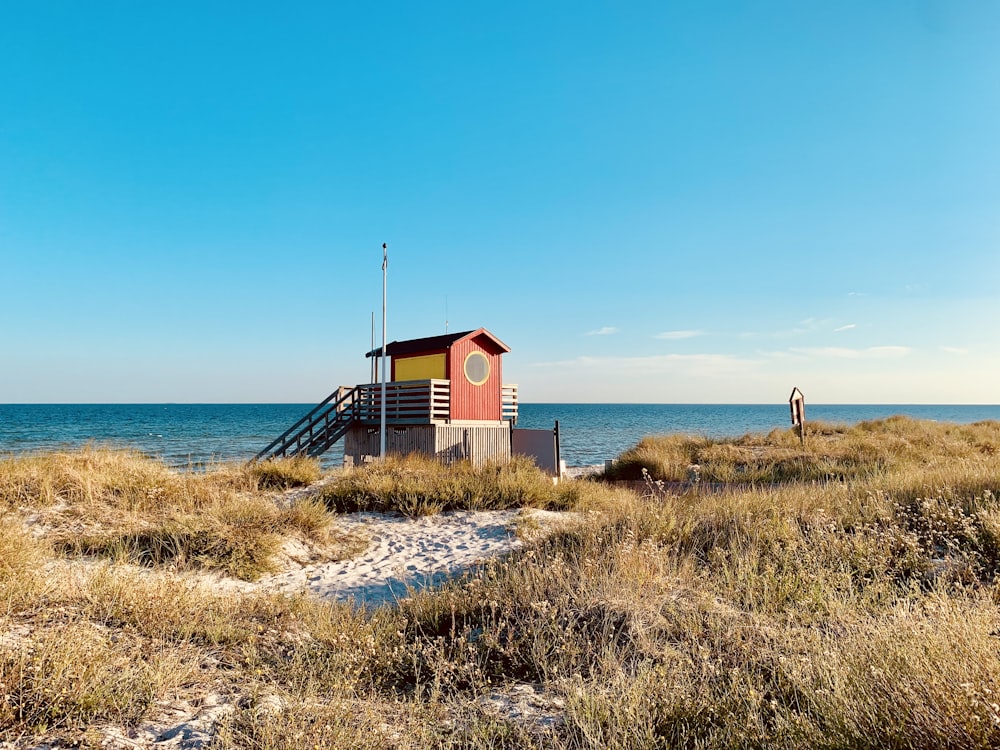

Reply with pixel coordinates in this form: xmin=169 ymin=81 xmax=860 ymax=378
xmin=554 ymin=419 xmax=562 ymax=480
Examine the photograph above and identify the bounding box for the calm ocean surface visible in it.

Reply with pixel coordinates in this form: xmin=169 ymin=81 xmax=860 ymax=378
xmin=2 ymin=403 xmax=999 ymax=469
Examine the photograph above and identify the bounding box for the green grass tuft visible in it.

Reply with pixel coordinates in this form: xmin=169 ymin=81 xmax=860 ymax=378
xmin=318 ymin=454 xmax=617 ymax=516
xmin=247 ymin=456 xmax=322 ymax=490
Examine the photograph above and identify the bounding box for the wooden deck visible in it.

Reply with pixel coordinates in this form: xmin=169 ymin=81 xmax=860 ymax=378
xmin=254 ymin=379 xmax=518 ymax=462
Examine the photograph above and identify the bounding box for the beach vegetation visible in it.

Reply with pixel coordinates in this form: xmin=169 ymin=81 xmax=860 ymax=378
xmin=247 ymin=455 xmax=323 ymax=489
xmin=319 ymin=454 xmax=619 ymax=516
xmin=0 ymin=448 xmax=336 ymax=581
xmin=603 ymin=416 xmax=1000 ymax=484
xmin=1 ymin=417 xmax=999 ymax=747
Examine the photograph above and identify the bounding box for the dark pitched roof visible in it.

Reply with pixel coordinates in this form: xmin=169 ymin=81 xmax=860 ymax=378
xmin=366 ymin=328 xmax=510 ymax=358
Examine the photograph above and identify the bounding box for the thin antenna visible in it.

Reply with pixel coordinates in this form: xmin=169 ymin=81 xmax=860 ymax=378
xmin=379 ymin=243 xmax=388 ymax=460
xmin=445 ymin=295 xmax=449 ymax=333
xmin=370 ymin=311 xmax=375 ymax=384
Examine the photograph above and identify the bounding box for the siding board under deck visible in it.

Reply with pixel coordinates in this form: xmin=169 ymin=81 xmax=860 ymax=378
xmin=343 ymin=423 xmax=511 ymax=467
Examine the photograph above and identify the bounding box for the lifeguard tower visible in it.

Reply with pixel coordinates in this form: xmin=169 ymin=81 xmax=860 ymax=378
xmin=254 ymin=328 xmax=519 ymax=466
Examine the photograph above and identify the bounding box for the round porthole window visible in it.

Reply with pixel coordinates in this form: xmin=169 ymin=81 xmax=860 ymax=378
xmin=464 ymin=351 xmax=490 ymax=385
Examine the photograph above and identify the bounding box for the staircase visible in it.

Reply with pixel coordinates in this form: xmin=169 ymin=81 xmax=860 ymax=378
xmin=252 ymin=386 xmax=359 ymax=461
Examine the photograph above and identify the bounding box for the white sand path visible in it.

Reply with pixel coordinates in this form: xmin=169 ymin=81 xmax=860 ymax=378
xmin=255 ymin=509 xmax=543 ymax=607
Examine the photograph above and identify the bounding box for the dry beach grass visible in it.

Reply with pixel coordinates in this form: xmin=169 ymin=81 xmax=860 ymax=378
xmin=1 ymin=417 xmax=1000 ymax=748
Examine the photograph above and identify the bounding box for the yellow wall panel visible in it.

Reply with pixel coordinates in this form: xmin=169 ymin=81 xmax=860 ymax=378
xmin=394 ymin=353 xmax=446 ymax=381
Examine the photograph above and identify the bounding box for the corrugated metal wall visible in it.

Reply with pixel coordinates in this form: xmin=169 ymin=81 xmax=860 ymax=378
xmin=344 ymin=423 xmax=511 ymax=466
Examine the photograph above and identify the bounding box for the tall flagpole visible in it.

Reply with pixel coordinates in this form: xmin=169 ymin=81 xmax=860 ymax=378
xmin=379 ymin=243 xmax=387 ymax=460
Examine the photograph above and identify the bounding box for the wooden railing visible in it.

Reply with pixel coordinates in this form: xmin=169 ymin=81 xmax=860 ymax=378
xmin=354 ymin=379 xmax=452 ymax=423
xmin=354 ymin=379 xmax=519 ymax=424
xmin=502 ymin=383 xmax=518 ymax=423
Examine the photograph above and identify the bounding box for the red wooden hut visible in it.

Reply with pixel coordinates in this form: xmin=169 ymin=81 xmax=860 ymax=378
xmin=254 ymin=327 xmax=520 ymax=467
xmin=376 ymin=328 xmax=510 ymax=421
xmin=337 ymin=328 xmax=515 ymax=464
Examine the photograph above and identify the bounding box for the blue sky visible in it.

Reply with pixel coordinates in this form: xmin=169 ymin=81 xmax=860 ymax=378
xmin=2 ymin=1 xmax=998 ymax=404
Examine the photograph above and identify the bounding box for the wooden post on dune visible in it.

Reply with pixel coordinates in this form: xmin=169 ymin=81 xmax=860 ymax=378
xmin=789 ymin=387 xmax=805 ymax=446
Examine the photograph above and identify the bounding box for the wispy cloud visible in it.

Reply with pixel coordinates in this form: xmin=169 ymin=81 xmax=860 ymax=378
xmin=791 ymin=318 xmax=831 ymax=334
xmin=833 ymin=324 xmax=856 ymax=332
xmin=654 ymin=330 xmax=704 ymax=340
xmin=532 ymin=353 xmax=760 ymax=377
xmin=585 ymin=326 xmax=619 ymax=336
xmin=940 ymin=346 xmax=968 ymax=355
xmin=747 ymin=318 xmax=833 ymax=339
xmin=788 ymin=346 xmax=911 ymax=359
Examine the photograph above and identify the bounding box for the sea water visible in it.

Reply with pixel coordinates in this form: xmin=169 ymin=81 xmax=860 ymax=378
xmin=1 ymin=403 xmax=999 ymax=469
